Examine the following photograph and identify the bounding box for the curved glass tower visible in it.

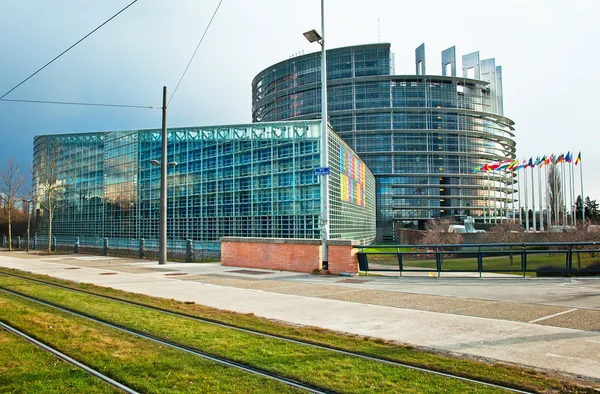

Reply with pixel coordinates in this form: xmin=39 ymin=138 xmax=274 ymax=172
xmin=252 ymin=43 xmax=516 ymax=241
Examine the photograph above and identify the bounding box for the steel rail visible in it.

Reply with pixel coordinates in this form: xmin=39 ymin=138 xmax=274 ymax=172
xmin=0 ymin=270 xmax=534 ymax=394
xmin=0 ymin=320 xmax=140 ymax=394
xmin=0 ymin=286 xmax=331 ymax=394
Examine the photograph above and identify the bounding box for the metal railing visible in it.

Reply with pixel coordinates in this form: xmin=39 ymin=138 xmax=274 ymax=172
xmin=355 ymin=242 xmax=600 ymax=277
xmin=0 ymin=235 xmax=221 ymax=262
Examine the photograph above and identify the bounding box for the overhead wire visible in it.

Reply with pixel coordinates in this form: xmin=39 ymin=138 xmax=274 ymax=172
xmin=0 ymin=98 xmax=157 ymax=109
xmin=168 ymin=0 xmax=224 ymax=107
xmin=0 ymin=0 xmax=139 ymax=101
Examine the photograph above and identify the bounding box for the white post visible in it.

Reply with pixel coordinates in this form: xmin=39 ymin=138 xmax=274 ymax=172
xmin=531 ymin=165 xmax=536 ymax=232
xmin=538 ymin=165 xmax=543 ymax=231
xmin=579 ymin=153 xmax=584 ymax=224
xmin=524 ymin=166 xmax=529 ymax=232
xmin=544 ymin=164 xmax=552 ymax=226
xmin=517 ymin=169 xmax=522 ymax=225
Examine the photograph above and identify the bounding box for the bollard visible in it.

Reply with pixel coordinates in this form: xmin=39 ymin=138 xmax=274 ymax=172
xmin=74 ymin=237 xmax=79 ymax=254
xmin=51 ymin=237 xmax=57 ymax=252
xmin=139 ymin=238 xmax=145 ymax=259
xmin=186 ymin=239 xmax=194 ymax=263
xmin=102 ymin=238 xmax=108 ymax=256
xmin=32 ymin=236 xmax=37 ymax=250
xmin=17 ymin=236 xmax=21 ymax=249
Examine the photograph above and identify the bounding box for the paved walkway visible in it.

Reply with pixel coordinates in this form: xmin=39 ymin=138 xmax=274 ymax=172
xmin=1 ymin=251 xmax=599 ymax=382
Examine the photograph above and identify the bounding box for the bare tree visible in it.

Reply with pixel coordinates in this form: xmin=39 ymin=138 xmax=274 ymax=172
xmin=0 ymin=158 xmax=26 ymax=250
xmin=484 ymin=221 xmax=525 ymax=244
xmin=34 ymin=141 xmax=67 ymax=252
xmin=484 ymin=221 xmax=525 ymax=265
xmin=420 ymin=218 xmax=463 ymax=246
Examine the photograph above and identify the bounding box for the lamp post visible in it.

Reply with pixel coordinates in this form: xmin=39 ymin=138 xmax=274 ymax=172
xmin=304 ymin=0 xmax=329 ymax=270
xmin=150 ymin=159 xmax=177 ymax=263
xmin=23 ymin=199 xmax=33 ymax=252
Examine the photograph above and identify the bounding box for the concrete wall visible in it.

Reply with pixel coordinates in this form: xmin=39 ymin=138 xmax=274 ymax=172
xmin=221 ymin=237 xmax=360 ymax=275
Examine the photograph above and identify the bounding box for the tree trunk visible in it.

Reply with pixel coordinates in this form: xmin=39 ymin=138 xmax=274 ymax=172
xmin=47 ymin=213 xmax=52 ymax=253
xmin=7 ymin=210 xmax=12 ymax=251
xmin=46 ymin=195 xmax=52 ymax=253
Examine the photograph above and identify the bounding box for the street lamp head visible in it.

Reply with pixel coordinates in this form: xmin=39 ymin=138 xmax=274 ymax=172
xmin=303 ymin=29 xmax=322 ymax=44
xmin=167 ymin=161 xmax=178 ymax=167
xmin=150 ymin=159 xmax=161 ymax=166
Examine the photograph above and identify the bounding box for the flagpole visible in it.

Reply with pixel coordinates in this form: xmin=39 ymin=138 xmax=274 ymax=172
xmin=524 ymin=165 xmax=529 ymax=232
xmin=493 ymin=171 xmax=498 ymax=224
xmin=510 ymin=172 xmax=514 ymax=222
xmin=538 ymin=165 xmax=543 ymax=231
xmin=561 ymin=161 xmax=567 ymax=226
xmin=544 ymin=164 xmax=552 ymax=231
xmin=570 ymin=158 xmax=575 ymax=226
xmin=579 ymin=152 xmax=584 ymax=224
xmin=531 ymin=164 xmax=536 ymax=232
xmin=517 ymin=169 xmax=522 ymax=225
xmin=487 ymin=171 xmax=491 ymax=224
xmin=482 ymin=171 xmax=487 ymax=225
xmin=552 ymin=163 xmax=560 ymax=226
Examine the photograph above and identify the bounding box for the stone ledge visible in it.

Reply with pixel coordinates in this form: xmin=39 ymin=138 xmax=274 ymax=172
xmin=221 ymin=237 xmax=360 ymax=246
xmin=221 ymin=237 xmax=320 ymax=245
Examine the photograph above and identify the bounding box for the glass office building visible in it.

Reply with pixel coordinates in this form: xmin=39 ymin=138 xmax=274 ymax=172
xmin=252 ymin=43 xmax=516 ymax=241
xmin=33 ymin=121 xmax=376 ymax=247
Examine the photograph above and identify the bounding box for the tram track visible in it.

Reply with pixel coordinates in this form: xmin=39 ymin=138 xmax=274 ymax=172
xmin=0 ymin=270 xmax=535 ymax=393
xmin=0 ymin=286 xmax=331 ymax=394
xmin=0 ymin=319 xmax=140 ymax=394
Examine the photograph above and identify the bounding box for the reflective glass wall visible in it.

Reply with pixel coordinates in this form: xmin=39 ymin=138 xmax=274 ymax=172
xmin=252 ymin=44 xmax=516 ymax=241
xmin=33 ymin=121 xmax=376 ymax=247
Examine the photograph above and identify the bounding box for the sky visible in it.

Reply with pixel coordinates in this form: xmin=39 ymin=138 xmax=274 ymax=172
xmin=1 ymin=0 xmax=599 ymax=199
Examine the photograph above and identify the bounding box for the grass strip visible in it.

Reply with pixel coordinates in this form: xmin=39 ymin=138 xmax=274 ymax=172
xmin=0 ymin=276 xmax=506 ymax=393
xmin=0 ymin=292 xmax=303 ymax=394
xmin=0 ymin=328 xmax=120 ymax=394
xmin=1 ymin=267 xmax=595 ymax=393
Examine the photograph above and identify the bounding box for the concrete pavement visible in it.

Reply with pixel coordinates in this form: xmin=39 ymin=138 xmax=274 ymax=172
xmin=0 ymin=251 xmax=599 ymax=382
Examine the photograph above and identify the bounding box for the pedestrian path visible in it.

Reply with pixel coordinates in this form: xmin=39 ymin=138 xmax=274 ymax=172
xmin=1 ymin=252 xmax=599 ymax=381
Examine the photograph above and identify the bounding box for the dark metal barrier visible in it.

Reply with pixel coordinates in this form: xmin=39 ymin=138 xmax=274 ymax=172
xmin=3 ymin=235 xmax=221 ymax=262
xmin=355 ymin=242 xmax=600 ymax=277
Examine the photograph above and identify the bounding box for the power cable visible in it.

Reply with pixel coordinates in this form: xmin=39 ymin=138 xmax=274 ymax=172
xmin=0 ymin=98 xmax=157 ymax=109
xmin=168 ymin=0 xmax=224 ymax=107
xmin=0 ymin=0 xmax=139 ymax=100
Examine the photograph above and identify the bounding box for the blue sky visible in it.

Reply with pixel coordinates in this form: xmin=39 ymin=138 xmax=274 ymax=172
xmin=1 ymin=0 xmax=599 ymax=199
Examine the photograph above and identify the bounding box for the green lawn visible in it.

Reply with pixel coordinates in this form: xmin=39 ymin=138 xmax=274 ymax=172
xmin=0 ymin=329 xmax=120 ymax=394
xmin=0 ymin=268 xmax=596 ymax=393
xmin=361 ymin=248 xmax=600 ymax=275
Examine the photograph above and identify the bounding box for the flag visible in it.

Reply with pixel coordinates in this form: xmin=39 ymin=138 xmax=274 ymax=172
xmin=527 ymin=157 xmax=534 ymax=168
xmin=565 ymin=151 xmax=572 ymax=163
xmin=553 ymin=154 xmax=559 ymax=164
xmin=508 ymin=159 xmax=519 ymax=171
xmin=473 ymin=165 xmax=482 ymax=173
xmin=519 ymin=158 xmax=528 ymax=170
xmin=557 ymin=153 xmax=565 ymax=163
xmin=547 ymin=154 xmax=553 ymax=165
xmin=534 ymin=156 xmax=541 ymax=166
xmin=539 ymin=155 xmax=547 ymax=167
xmin=488 ymin=161 xmax=501 ymax=170
xmin=575 ymin=152 xmax=581 ymax=165
xmin=497 ymin=160 xmax=512 ymax=170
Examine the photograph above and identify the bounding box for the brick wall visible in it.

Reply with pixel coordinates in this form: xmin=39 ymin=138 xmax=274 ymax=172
xmin=221 ymin=238 xmax=360 ymax=274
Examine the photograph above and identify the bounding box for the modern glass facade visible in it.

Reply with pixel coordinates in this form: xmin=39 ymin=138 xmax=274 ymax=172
xmin=33 ymin=121 xmax=376 ymax=247
xmin=252 ymin=43 xmax=516 ymax=241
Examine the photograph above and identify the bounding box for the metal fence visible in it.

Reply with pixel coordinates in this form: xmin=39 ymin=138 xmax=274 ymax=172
xmin=355 ymin=242 xmax=600 ymax=277
xmin=0 ymin=235 xmax=221 ymax=262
